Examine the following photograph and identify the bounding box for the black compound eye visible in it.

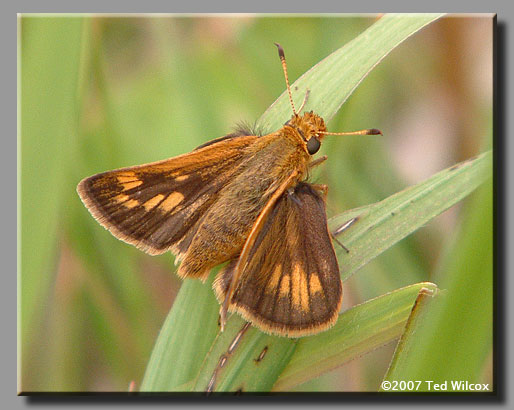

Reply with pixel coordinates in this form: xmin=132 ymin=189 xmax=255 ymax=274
xmin=307 ymin=137 xmax=321 ymax=155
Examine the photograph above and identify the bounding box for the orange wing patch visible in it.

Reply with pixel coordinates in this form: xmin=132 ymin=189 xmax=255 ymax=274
xmin=290 ymin=264 xmax=309 ymax=313
xmin=309 ymin=273 xmax=324 ymax=295
xmin=143 ymin=194 xmax=165 ymax=211
xmin=279 ymin=274 xmax=290 ymax=298
xmin=159 ymin=192 xmax=184 ymax=213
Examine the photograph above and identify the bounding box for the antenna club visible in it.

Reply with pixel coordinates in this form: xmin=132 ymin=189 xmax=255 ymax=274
xmin=274 ymin=43 xmax=285 ymax=59
xmin=274 ymin=42 xmax=297 ymax=116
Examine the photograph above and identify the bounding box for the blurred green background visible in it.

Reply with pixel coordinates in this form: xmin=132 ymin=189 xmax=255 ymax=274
xmin=19 ymin=15 xmax=493 ymax=392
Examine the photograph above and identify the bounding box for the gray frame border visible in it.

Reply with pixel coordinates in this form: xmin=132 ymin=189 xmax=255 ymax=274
xmin=10 ymin=1 xmax=511 ymax=409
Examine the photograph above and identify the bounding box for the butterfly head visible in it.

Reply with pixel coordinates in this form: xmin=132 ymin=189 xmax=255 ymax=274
xmin=276 ymin=43 xmax=382 ymax=156
xmin=285 ymin=111 xmax=327 ymax=155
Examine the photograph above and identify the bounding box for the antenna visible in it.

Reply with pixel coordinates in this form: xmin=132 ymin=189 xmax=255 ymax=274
xmin=274 ymin=43 xmax=297 ymax=116
xmin=320 ymin=128 xmax=383 ymax=136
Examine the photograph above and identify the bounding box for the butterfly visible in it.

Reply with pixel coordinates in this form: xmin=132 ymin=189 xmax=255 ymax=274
xmin=77 ymin=43 xmax=380 ymax=337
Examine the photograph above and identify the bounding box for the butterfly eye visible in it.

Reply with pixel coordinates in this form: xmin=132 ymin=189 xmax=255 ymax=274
xmin=307 ymin=137 xmax=321 ymax=155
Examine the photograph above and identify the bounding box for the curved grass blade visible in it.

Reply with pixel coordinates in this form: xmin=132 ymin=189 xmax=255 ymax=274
xmin=330 ymin=151 xmax=492 ymax=282
xmin=140 ymin=277 xmax=220 ymax=391
xmin=140 ymin=14 xmax=447 ymax=392
xmin=257 ymin=13 xmax=443 ymax=131
xmin=273 ymin=282 xmax=438 ymax=391
xmin=193 ymin=151 xmax=491 ymax=392
xmin=382 ymin=178 xmax=493 ymax=391
xmin=192 ymin=316 xmax=296 ymax=392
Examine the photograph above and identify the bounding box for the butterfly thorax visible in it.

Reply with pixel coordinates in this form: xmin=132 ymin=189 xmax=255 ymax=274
xmin=176 ymin=124 xmax=315 ymax=279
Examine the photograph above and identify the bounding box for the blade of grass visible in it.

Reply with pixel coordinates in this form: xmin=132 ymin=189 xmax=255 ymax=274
xmin=20 ymin=16 xmax=84 ymax=391
xmin=192 ymin=283 xmax=438 ymax=392
xmin=273 ymin=282 xmax=438 ymax=391
xmin=329 ymin=151 xmax=492 ymax=282
xmin=196 ymin=151 xmax=491 ymax=392
xmin=67 ymin=23 xmax=165 ymax=383
xmin=257 ymin=13 xmax=443 ymax=131
xmin=140 ymin=276 xmax=220 ymax=391
xmin=191 ymin=316 xmax=297 ymax=392
xmin=383 ymin=178 xmax=493 ymax=391
xmin=139 ymin=14 xmax=451 ymax=392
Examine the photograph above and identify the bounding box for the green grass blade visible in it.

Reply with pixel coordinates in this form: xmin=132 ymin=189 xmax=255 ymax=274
xmin=140 ymin=277 xmax=220 ymax=391
xmin=192 ymin=316 xmax=296 ymax=392
xmin=186 ymin=151 xmax=490 ymax=392
xmin=140 ymin=14 xmax=447 ymax=392
xmin=257 ymin=13 xmax=443 ymax=131
xmin=20 ymin=16 xmax=84 ymax=388
xmin=273 ymin=282 xmax=438 ymax=391
xmin=192 ymin=283 xmax=437 ymax=392
xmin=383 ymin=178 xmax=493 ymax=391
xmin=329 ymin=151 xmax=492 ymax=282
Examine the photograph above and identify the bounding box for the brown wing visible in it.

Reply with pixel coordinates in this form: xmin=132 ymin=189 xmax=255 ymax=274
xmin=77 ymin=134 xmax=258 ymax=256
xmin=213 ymin=182 xmax=342 ymax=337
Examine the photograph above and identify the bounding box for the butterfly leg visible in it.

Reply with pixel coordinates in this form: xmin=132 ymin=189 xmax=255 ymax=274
xmin=332 ymin=217 xmax=358 ymax=236
xmin=219 ymin=170 xmax=300 ymax=332
xmin=331 ymin=217 xmax=359 ymax=253
xmin=297 ymin=88 xmax=311 ymax=113
xmin=308 ymin=155 xmax=327 ymax=169
xmin=311 ymin=183 xmax=328 ymax=198
xmin=331 ymin=233 xmax=350 ymax=253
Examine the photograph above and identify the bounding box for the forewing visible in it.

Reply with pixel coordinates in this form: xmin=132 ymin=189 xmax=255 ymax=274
xmin=77 ymin=134 xmax=258 ymax=256
xmin=213 ymin=182 xmax=342 ymax=337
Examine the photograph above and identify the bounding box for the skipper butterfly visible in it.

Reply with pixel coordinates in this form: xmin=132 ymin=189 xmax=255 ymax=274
xmin=77 ymin=44 xmax=380 ymax=337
